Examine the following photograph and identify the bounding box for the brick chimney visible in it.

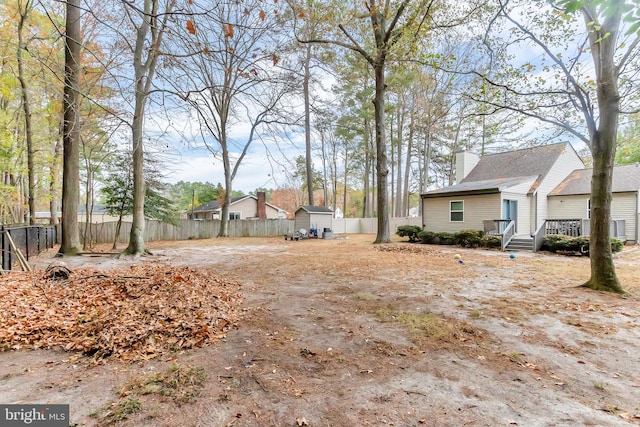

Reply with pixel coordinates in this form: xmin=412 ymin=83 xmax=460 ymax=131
xmin=257 ymin=191 xmax=267 ymax=219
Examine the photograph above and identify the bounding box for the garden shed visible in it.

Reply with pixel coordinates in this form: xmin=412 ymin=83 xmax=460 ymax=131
xmin=294 ymin=205 xmax=334 ymax=233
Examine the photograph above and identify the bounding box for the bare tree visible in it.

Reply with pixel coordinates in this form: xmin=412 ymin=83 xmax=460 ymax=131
xmin=121 ymin=0 xmax=174 ymax=255
xmin=293 ymin=0 xmax=444 ymax=243
xmin=476 ymin=0 xmax=640 ymax=293
xmin=59 ymin=0 xmax=82 ymax=255
xmin=171 ymin=0 xmax=296 ymax=237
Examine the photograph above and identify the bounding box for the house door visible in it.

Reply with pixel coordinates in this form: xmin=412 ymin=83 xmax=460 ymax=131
xmin=503 ymin=199 xmax=518 ymax=232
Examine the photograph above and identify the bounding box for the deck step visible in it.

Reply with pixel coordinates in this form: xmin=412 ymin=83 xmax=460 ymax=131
xmin=506 ymin=237 xmax=533 ymax=252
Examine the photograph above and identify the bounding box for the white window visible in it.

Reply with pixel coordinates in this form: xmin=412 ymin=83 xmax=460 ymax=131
xmin=450 ymin=201 xmax=464 ymax=222
xmin=229 ymin=211 xmax=241 ymax=220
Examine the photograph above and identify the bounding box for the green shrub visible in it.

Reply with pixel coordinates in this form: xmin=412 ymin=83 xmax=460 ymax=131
xmin=456 ymin=230 xmax=484 ymax=248
xmin=479 ymin=234 xmax=501 ymax=248
xmin=611 ymin=238 xmax=624 ymax=253
xmin=437 ymin=232 xmax=457 ymax=245
xmin=417 ymin=230 xmax=437 ymax=244
xmin=541 ymin=235 xmax=624 ymax=255
xmin=396 ymin=225 xmax=423 ymax=242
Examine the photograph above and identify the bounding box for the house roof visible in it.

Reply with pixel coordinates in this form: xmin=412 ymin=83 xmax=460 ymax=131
xmin=296 ymin=205 xmax=334 ymax=214
xmin=422 ymin=176 xmax=538 ymax=198
xmin=460 ymin=142 xmax=577 ymax=194
xmin=549 ymin=164 xmax=640 ymax=196
xmin=190 ymin=195 xmax=286 ymax=213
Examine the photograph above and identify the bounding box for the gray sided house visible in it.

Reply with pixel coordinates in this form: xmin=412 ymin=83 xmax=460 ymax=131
xmin=188 ymin=192 xmax=286 ymax=220
xmin=548 ymin=164 xmax=640 ymax=244
xmin=294 ymin=205 xmax=334 ymax=232
xmin=422 ymin=143 xmax=584 ymax=237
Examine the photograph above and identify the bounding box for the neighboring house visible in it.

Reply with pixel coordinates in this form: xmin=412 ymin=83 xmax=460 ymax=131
xmin=77 ymin=204 xmax=131 ymax=223
xmin=187 ymin=192 xmax=287 ymax=220
xmin=548 ymin=164 xmax=640 ymax=244
xmin=421 ymin=143 xmax=584 ymax=237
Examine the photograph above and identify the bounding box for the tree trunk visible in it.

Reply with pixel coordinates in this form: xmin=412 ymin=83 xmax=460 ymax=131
xmin=49 ymin=138 xmax=62 ymax=225
xmin=362 ymin=117 xmax=371 ymax=218
xmin=125 ymin=89 xmax=148 ymax=255
xmin=342 ymin=146 xmax=348 ymax=217
xmin=17 ymin=4 xmax=35 ymax=225
xmin=83 ymin=167 xmax=93 ymax=250
xmin=580 ymin=1 xmax=623 ymax=293
xmin=584 ymin=142 xmax=622 ymax=292
xmin=218 ymin=128 xmax=231 ymax=237
xmin=304 ymin=43 xmax=314 ymax=205
xmin=373 ymin=60 xmax=390 ymax=243
xmin=403 ymin=108 xmax=415 ymax=216
xmin=395 ymin=102 xmax=403 ymax=217
xmin=59 ymin=0 xmax=81 ymax=255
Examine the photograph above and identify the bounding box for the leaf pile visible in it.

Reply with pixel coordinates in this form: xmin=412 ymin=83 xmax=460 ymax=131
xmin=0 ymin=264 xmax=243 ymax=361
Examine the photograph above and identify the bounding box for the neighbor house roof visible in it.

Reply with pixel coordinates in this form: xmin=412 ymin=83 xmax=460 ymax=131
xmin=549 ymin=164 xmax=640 ymax=196
xmin=190 ymin=195 xmax=286 ymax=214
xmin=460 ymin=142 xmax=577 ymax=194
xmin=191 ymin=196 xmax=246 ymax=213
xmin=296 ymin=205 xmax=334 ymax=214
xmin=422 ymin=176 xmax=538 ymax=198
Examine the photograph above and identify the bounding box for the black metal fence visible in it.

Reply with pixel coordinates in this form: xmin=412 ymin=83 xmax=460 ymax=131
xmin=1 ymin=225 xmax=57 ymax=271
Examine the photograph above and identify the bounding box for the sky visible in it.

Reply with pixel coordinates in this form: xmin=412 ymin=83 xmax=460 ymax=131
xmin=145 ymin=105 xmax=310 ymax=194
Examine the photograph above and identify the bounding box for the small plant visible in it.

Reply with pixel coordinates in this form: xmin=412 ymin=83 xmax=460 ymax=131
xmin=417 ymin=230 xmax=437 ymax=244
xmin=396 ymin=225 xmax=423 ymax=242
xmin=479 ymin=234 xmax=501 ymax=248
xmin=128 ymin=364 xmax=208 ymax=403
xmin=437 ymin=232 xmax=457 ymax=245
xmin=541 ymin=235 xmax=624 ymax=255
xmin=470 ymin=310 xmax=482 ymax=319
xmin=456 ymin=230 xmax=484 ymax=248
xmin=593 ymin=380 xmax=606 ymax=391
xmin=107 ymin=397 xmax=142 ymax=423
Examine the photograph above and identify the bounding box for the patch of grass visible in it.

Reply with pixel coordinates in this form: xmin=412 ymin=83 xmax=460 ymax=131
xmin=377 ymin=310 xmax=482 ymax=348
xmin=126 ymin=364 xmax=208 ymax=403
xmin=509 ymin=352 xmax=523 ymax=362
xmin=593 ymin=381 xmax=606 ymax=391
xmin=98 ymin=364 xmax=207 ymax=426
xmin=469 ymin=310 xmax=482 ymax=319
xmin=105 ymin=396 xmax=141 ymax=424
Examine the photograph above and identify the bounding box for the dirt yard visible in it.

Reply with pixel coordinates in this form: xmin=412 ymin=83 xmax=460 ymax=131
xmin=1 ymin=234 xmax=639 ymax=426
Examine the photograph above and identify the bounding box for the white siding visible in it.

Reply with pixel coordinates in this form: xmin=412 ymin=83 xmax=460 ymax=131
xmin=536 ymin=146 xmax=585 ymax=228
xmin=612 ymin=193 xmax=638 ymax=243
xmin=231 ymin=198 xmax=278 ymax=219
xmin=547 ymin=196 xmax=588 ymax=219
xmin=423 ymin=193 xmax=501 ymax=232
xmin=548 ymin=193 xmax=638 ymax=243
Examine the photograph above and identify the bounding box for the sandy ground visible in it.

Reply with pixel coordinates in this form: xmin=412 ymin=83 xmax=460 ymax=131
xmin=1 ymin=234 xmax=639 ymax=427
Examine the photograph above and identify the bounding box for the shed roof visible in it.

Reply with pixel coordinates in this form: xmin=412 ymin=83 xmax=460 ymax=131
xmin=296 ymin=205 xmax=334 ymax=214
xmin=461 ymin=142 xmax=577 ymax=193
xmin=549 ymin=164 xmax=640 ymax=196
xmin=422 ymin=176 xmax=538 ymax=198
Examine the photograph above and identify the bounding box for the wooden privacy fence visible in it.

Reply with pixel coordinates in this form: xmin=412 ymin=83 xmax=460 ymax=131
xmin=81 ymin=217 xmax=423 ymax=245
xmin=82 ymin=219 xmax=296 ymax=244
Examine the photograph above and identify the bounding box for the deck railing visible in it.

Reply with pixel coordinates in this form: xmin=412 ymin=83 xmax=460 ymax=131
xmin=532 ymin=221 xmax=547 ymax=252
xmin=483 ymin=219 xmax=512 ymax=235
xmin=501 ymin=220 xmax=516 ymax=251
xmin=544 ymin=219 xmax=582 ymax=237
